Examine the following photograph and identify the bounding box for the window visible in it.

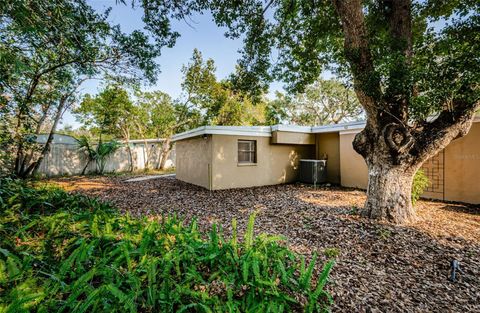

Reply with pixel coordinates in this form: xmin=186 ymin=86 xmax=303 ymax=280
xmin=238 ymin=140 xmax=256 ymax=164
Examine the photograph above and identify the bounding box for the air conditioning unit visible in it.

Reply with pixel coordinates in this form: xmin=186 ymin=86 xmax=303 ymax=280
xmin=299 ymin=159 xmax=327 ymax=185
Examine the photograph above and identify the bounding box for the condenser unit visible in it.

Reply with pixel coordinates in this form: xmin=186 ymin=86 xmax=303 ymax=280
xmin=299 ymin=159 xmax=327 ymax=185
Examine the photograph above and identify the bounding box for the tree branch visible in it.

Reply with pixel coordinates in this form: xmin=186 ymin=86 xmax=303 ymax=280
xmin=413 ymin=99 xmax=480 ymax=164
xmin=331 ymin=0 xmax=381 ymax=119
xmin=382 ymin=0 xmax=413 ymax=120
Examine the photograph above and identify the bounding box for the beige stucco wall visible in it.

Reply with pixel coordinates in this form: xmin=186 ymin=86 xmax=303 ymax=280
xmin=444 ymin=122 xmax=480 ymax=204
xmin=271 ymin=131 xmax=316 ymax=145
xmin=175 ymin=136 xmax=212 ymax=189
xmin=339 ymin=132 xmax=369 ymax=189
xmin=211 ymin=135 xmax=315 ymax=190
xmin=315 ymin=133 xmax=341 ymax=184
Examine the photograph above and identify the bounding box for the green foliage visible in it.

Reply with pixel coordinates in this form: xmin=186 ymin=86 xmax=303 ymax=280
xmin=347 ymin=206 xmax=359 ymax=216
xmin=76 ymin=136 xmax=121 ymax=174
xmin=412 ymin=170 xmax=430 ymax=206
xmin=267 ymin=79 xmax=363 ymax=126
xmin=376 ymin=228 xmax=392 ymax=240
xmin=323 ymin=248 xmax=340 ymax=259
xmin=135 ymin=90 xmax=198 ymax=138
xmin=0 ymin=179 xmax=334 ymax=312
xmin=180 ymin=49 xmax=266 ymax=126
xmin=74 ymin=85 xmax=136 ymax=139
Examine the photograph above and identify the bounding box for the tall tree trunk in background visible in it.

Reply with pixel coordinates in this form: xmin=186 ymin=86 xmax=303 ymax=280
xmin=21 ymin=104 xmax=52 ymax=173
xmin=158 ymin=138 xmax=171 ymax=170
xmin=142 ymin=139 xmax=152 ymax=170
xmin=14 ymin=74 xmax=42 ymax=177
xmin=28 ymin=95 xmax=70 ymax=176
xmin=125 ymin=139 xmax=134 ymax=172
xmin=121 ymin=126 xmax=134 ymax=172
xmin=332 ymin=0 xmax=480 ymax=223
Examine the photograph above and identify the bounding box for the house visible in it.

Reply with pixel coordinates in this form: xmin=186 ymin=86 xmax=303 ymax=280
xmin=172 ymin=116 xmax=480 ymax=204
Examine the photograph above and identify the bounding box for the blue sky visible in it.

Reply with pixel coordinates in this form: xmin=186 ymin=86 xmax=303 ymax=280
xmin=61 ymin=0 xmax=284 ymax=128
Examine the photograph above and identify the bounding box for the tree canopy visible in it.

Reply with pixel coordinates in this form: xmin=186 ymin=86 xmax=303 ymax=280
xmin=180 ymin=49 xmax=266 ymax=126
xmin=267 ymin=79 xmax=362 ymax=126
xmin=75 ymin=85 xmax=136 ymax=139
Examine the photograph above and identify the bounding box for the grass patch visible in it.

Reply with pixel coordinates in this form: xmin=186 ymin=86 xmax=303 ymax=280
xmin=0 ymin=178 xmax=333 ymax=312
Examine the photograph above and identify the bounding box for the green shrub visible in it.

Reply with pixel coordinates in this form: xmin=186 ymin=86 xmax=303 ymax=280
xmin=0 ymin=179 xmax=333 ymax=312
xmin=412 ymin=170 xmax=430 ymax=206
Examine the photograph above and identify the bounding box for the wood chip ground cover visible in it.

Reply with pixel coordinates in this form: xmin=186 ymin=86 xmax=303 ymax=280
xmin=48 ymin=176 xmax=480 ymax=312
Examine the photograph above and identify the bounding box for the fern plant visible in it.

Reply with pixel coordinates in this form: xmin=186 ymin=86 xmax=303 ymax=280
xmin=0 ymin=179 xmax=334 ymax=312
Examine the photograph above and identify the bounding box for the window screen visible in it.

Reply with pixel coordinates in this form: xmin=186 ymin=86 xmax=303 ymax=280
xmin=238 ymin=140 xmax=256 ymax=164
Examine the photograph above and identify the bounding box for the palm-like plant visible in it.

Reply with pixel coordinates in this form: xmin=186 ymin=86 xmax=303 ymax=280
xmin=76 ymin=136 xmax=120 ymax=174
xmin=95 ymin=140 xmax=121 ymax=174
xmin=76 ymin=136 xmax=96 ymax=175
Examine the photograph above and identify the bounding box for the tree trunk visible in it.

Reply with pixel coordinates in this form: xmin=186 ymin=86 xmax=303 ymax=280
xmin=362 ymin=163 xmax=416 ymax=223
xmin=352 ymin=121 xmax=423 ymax=224
xmin=159 ymin=148 xmax=171 ymax=170
xmin=121 ymin=127 xmax=135 ymax=172
xmin=331 ymin=0 xmax=480 ymax=224
xmin=158 ymin=138 xmax=171 ymax=170
xmin=20 ymin=108 xmax=51 ymax=175
xmin=14 ymin=74 xmax=42 ymax=177
xmin=28 ymin=96 xmax=69 ymax=177
xmin=142 ymin=139 xmax=151 ymax=170
xmin=125 ymin=140 xmax=134 ymax=172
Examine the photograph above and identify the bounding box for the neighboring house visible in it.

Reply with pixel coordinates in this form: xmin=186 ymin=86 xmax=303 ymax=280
xmin=172 ymin=116 xmax=480 ymax=204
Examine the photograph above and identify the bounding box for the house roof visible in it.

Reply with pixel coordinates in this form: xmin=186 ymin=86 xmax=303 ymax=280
xmin=172 ymin=126 xmax=273 ymax=141
xmin=311 ymin=121 xmax=366 ymax=133
xmin=172 ymin=121 xmax=366 ymax=141
xmin=35 ymin=133 xmax=78 ymax=145
xmin=172 ymin=115 xmax=480 ymax=142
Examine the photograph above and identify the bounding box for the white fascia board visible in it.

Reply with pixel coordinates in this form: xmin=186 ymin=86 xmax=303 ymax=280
xmin=174 ymin=115 xmax=479 ymax=142
xmin=172 ymin=126 xmax=272 ymax=141
xmin=311 ymin=121 xmax=366 ymax=133
xmin=339 ymin=129 xmax=362 ymax=135
xmin=271 ymin=124 xmax=313 ymax=133
xmin=123 ymin=138 xmax=166 ymax=144
xmin=171 ymin=126 xmax=208 ymax=141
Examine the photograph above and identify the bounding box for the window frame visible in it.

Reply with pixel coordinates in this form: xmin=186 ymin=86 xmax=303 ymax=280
xmin=237 ymin=139 xmax=257 ymax=165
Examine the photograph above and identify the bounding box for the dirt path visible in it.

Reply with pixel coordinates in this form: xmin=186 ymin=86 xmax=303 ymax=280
xmin=49 ymin=176 xmax=480 ymax=312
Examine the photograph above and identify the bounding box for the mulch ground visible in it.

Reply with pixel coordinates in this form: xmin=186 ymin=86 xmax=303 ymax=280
xmin=48 ymin=175 xmax=480 ymax=312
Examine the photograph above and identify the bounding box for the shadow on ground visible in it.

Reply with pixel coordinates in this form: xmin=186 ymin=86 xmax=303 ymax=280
xmin=48 ymin=176 xmax=480 ymax=313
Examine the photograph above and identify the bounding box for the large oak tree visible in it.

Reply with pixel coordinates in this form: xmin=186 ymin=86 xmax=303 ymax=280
xmin=140 ymin=0 xmax=479 ymax=223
